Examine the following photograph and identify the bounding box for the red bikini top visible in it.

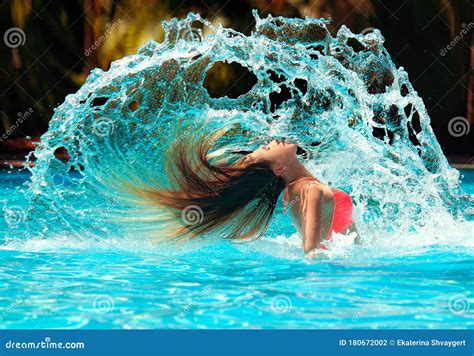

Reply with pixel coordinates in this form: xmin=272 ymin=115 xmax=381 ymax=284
xmin=282 ymin=177 xmax=354 ymax=238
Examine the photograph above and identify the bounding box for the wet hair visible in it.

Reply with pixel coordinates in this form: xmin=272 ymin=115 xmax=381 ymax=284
xmin=127 ymin=129 xmax=286 ymax=241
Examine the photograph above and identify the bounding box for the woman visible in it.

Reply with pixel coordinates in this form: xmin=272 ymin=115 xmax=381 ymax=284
xmin=130 ymin=129 xmax=355 ymax=254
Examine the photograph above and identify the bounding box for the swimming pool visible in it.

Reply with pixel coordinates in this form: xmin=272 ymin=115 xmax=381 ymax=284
xmin=0 ymin=169 xmax=472 ymax=329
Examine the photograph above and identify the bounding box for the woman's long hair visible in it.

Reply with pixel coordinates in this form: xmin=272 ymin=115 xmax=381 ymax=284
xmin=124 ymin=128 xmax=286 ymax=241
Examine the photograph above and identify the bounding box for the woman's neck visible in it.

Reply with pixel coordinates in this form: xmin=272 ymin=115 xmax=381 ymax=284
xmin=281 ymin=158 xmax=315 ymax=186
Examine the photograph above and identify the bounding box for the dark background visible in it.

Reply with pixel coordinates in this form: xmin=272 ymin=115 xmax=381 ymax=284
xmin=0 ymin=0 xmax=472 ymax=164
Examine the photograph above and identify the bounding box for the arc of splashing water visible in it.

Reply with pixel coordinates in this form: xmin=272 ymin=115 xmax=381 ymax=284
xmin=7 ymin=11 xmax=470 ymax=242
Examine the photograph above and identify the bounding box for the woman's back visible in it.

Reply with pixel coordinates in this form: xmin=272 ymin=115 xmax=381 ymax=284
xmin=283 ymin=178 xmax=354 ymax=252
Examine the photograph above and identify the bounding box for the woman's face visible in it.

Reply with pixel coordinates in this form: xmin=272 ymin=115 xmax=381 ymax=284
xmin=248 ymin=139 xmax=298 ymax=170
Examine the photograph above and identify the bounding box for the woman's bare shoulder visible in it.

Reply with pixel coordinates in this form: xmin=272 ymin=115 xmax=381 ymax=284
xmin=303 ymin=183 xmax=334 ymax=202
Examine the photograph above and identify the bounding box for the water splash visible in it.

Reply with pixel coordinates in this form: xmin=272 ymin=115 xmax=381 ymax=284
xmin=5 ymin=11 xmax=473 ymax=248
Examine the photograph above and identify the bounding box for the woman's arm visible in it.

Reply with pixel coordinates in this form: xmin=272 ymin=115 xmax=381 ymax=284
xmin=300 ymin=185 xmax=333 ymax=254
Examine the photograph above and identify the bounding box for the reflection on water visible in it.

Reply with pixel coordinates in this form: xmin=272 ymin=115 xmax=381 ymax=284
xmin=0 ymin=172 xmax=473 ymax=329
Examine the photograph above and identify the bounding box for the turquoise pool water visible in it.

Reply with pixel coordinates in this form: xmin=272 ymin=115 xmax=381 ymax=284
xmin=0 ymin=170 xmax=472 ymax=329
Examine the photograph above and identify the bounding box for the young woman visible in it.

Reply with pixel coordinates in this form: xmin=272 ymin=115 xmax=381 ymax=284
xmin=130 ymin=129 xmax=355 ymax=254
